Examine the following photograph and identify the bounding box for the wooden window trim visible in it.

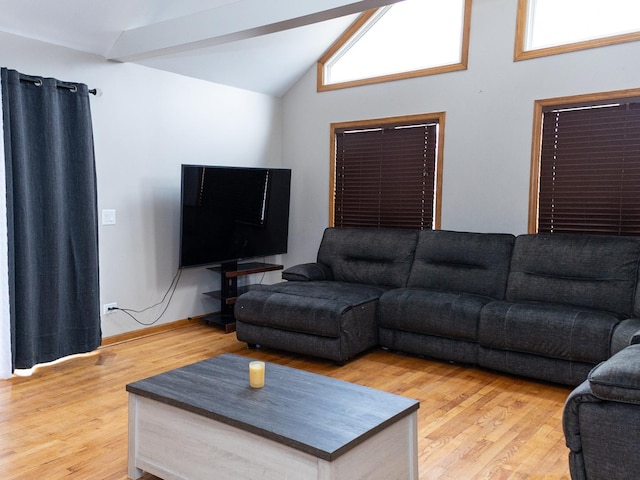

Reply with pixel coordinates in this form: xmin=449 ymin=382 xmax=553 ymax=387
xmin=317 ymin=0 xmax=472 ymax=92
xmin=329 ymin=112 xmax=445 ymax=229
xmin=515 ymin=0 xmax=640 ymax=61
xmin=528 ymin=87 xmax=640 ymax=233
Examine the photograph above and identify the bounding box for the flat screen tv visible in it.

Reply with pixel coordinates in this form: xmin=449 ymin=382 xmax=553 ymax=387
xmin=179 ymin=165 xmax=291 ymax=269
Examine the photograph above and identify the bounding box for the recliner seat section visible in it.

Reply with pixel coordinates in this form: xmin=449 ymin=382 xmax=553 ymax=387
xmin=234 ymin=227 xmax=640 ymax=386
xmin=478 ymin=233 xmax=640 ymax=385
xmin=378 ymin=230 xmax=515 ymax=365
xmin=234 ymin=227 xmax=418 ymax=364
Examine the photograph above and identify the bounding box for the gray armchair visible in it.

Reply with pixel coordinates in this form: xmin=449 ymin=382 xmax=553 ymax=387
xmin=563 ymin=344 xmax=640 ymax=479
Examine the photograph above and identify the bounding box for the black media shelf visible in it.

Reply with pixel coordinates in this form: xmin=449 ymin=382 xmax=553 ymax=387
xmin=203 ymin=262 xmax=283 ymax=333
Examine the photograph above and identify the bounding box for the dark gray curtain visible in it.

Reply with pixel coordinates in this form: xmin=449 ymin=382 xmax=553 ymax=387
xmin=1 ymin=68 xmax=101 ymax=371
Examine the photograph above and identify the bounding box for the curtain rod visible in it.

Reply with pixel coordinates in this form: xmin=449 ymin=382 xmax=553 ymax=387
xmin=19 ymin=74 xmax=101 ymax=96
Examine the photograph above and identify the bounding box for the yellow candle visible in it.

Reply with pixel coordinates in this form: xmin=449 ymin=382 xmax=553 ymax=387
xmin=249 ymin=361 xmax=265 ymax=388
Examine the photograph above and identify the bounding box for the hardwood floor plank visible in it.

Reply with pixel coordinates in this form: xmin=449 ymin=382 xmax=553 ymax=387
xmin=0 ymin=324 xmax=572 ymax=479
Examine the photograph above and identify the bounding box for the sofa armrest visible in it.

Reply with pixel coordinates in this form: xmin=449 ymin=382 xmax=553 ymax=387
xmin=611 ymin=317 xmax=640 ymax=354
xmin=282 ymin=263 xmax=333 ymax=282
xmin=587 ymin=344 xmax=640 ymax=404
xmin=563 ymin=381 xmax=598 ymax=454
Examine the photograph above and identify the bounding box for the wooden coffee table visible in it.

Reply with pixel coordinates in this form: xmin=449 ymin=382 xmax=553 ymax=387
xmin=126 ymin=353 xmax=419 ymax=479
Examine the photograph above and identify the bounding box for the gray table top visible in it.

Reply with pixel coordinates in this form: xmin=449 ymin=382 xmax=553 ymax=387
xmin=126 ymin=353 xmax=419 ymax=461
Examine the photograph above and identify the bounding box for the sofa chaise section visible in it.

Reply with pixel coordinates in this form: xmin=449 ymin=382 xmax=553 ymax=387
xmin=378 ymin=230 xmax=516 ymax=364
xmin=234 ymin=227 xmax=418 ymax=364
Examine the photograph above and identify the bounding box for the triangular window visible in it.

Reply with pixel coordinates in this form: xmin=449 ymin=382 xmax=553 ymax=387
xmin=318 ymin=0 xmax=471 ymax=91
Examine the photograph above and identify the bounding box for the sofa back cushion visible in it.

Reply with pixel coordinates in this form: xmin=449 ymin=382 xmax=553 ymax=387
xmin=407 ymin=230 xmax=515 ymax=299
xmin=507 ymin=233 xmax=640 ymax=316
xmin=317 ymin=227 xmax=418 ymax=288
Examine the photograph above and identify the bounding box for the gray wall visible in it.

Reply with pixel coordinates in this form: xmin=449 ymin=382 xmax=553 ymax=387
xmin=281 ymin=0 xmax=640 ymax=266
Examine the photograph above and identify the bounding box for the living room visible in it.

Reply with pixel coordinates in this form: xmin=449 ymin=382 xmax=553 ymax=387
xmin=1 ymin=0 xmax=640 ymax=478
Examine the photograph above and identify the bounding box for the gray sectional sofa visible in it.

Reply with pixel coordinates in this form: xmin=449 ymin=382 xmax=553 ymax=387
xmin=234 ymin=227 xmax=640 ymax=386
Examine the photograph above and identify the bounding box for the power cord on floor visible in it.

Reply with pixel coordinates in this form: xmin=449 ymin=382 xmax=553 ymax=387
xmin=108 ymin=268 xmax=182 ymax=326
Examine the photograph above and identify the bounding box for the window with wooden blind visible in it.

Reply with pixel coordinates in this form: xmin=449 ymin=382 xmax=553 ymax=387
xmin=529 ymin=90 xmax=640 ymax=235
xmin=330 ymin=113 xmax=444 ymax=230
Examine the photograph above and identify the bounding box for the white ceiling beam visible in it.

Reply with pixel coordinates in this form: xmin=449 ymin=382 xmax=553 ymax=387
xmin=108 ymin=0 xmax=404 ymax=62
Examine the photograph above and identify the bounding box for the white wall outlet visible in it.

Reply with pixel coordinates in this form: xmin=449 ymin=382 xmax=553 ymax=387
xmin=102 ymin=209 xmax=116 ymax=225
xmin=103 ymin=302 xmax=118 ymax=315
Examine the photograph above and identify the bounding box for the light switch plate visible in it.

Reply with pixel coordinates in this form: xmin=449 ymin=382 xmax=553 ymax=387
xmin=102 ymin=209 xmax=116 ymax=225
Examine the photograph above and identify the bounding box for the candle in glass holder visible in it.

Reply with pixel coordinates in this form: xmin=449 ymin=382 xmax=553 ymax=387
xmin=249 ymin=361 xmax=265 ymax=388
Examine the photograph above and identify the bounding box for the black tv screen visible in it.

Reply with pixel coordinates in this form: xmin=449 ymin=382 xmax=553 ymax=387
xmin=179 ymin=165 xmax=291 ymax=268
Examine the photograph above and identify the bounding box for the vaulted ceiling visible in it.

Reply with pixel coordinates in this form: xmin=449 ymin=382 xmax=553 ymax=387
xmin=0 ymin=0 xmax=403 ymax=96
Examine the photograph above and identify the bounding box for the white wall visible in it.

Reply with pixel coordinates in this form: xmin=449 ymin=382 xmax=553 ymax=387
xmin=281 ymin=0 xmax=640 ymax=266
xmin=0 ymin=32 xmax=283 ymax=337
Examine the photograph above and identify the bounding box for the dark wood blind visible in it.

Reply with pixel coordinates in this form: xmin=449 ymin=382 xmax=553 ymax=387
xmin=538 ymin=101 xmax=640 ymax=235
xmin=334 ymin=123 xmax=437 ymax=229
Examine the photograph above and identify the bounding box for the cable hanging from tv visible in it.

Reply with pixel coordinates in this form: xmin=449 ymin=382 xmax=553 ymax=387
xmin=109 ymin=269 xmax=183 ymax=326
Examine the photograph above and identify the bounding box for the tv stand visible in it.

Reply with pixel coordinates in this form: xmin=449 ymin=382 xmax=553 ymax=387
xmin=203 ymin=261 xmax=283 ymax=333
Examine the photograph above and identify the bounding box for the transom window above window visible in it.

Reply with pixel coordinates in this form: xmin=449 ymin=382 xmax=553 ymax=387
xmin=318 ymin=0 xmax=471 ymax=91
xmin=516 ymin=0 xmax=640 ymax=60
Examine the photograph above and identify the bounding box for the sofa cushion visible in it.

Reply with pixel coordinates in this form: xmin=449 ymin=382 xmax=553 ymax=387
xmin=378 ymin=288 xmax=492 ymax=341
xmin=316 ymin=227 xmax=418 ymax=288
xmin=479 ymin=301 xmax=624 ymax=364
xmin=506 ymin=233 xmax=640 ymax=316
xmin=588 ymin=344 xmax=640 ymax=404
xmin=407 ymin=230 xmax=515 ymax=299
xmin=234 ymin=281 xmax=388 ymax=337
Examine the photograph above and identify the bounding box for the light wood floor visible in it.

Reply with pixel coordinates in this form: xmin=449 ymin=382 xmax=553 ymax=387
xmin=0 ymin=322 xmax=572 ymax=479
